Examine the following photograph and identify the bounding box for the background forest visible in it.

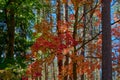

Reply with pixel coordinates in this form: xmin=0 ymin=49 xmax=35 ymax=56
xmin=0 ymin=0 xmax=120 ymax=80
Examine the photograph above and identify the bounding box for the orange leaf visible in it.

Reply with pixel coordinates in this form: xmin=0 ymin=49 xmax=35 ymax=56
xmin=62 ymin=0 xmax=67 ymax=3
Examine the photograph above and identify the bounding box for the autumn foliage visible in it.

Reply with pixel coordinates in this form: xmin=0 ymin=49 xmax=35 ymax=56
xmin=23 ymin=0 xmax=120 ymax=80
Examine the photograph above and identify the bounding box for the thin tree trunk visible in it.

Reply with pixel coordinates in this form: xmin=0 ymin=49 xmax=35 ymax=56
xmin=45 ymin=63 xmax=48 ymax=80
xmin=73 ymin=7 xmax=79 ymax=80
xmin=56 ymin=0 xmax=63 ymax=78
xmin=64 ymin=0 xmax=69 ymax=80
xmin=52 ymin=62 xmax=56 ymax=80
xmin=81 ymin=4 xmax=86 ymax=80
xmin=102 ymin=0 xmax=112 ymax=80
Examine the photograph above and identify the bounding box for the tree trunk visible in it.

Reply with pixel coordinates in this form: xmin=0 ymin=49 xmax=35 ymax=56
xmin=102 ymin=0 xmax=112 ymax=80
xmin=73 ymin=7 xmax=79 ymax=80
xmin=56 ymin=0 xmax=63 ymax=78
xmin=81 ymin=4 xmax=86 ymax=80
xmin=64 ymin=0 xmax=69 ymax=80
xmin=6 ymin=0 xmax=15 ymax=59
xmin=52 ymin=62 xmax=56 ymax=80
xmin=45 ymin=63 xmax=48 ymax=80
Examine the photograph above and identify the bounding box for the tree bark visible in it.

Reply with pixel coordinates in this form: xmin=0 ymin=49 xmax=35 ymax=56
xmin=64 ymin=0 xmax=69 ymax=80
xmin=102 ymin=0 xmax=112 ymax=80
xmin=56 ymin=0 xmax=63 ymax=78
xmin=6 ymin=0 xmax=15 ymax=59
xmin=73 ymin=7 xmax=79 ymax=80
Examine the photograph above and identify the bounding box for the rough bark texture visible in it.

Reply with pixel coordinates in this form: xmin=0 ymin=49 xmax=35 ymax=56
xmin=102 ymin=0 xmax=112 ymax=80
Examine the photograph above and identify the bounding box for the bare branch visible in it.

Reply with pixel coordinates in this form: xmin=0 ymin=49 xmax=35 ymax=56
xmin=76 ymin=31 xmax=102 ymax=51
xmin=111 ymin=19 xmax=120 ymax=25
xmin=85 ymin=56 xmax=101 ymax=59
xmin=75 ymin=18 xmax=120 ymax=52
xmin=77 ymin=2 xmax=100 ymax=24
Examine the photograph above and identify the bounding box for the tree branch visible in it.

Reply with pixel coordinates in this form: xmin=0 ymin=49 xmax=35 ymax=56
xmin=76 ymin=31 xmax=102 ymax=52
xmin=111 ymin=19 xmax=120 ymax=25
xmin=85 ymin=56 xmax=101 ymax=59
xmin=78 ymin=2 xmax=100 ymax=24
xmin=76 ymin=18 xmax=120 ymax=52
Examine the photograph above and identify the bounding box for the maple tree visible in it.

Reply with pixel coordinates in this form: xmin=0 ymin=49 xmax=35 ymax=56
xmin=28 ymin=1 xmax=102 ymax=80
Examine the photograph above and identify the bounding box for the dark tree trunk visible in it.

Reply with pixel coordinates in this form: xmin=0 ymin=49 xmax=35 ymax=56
xmin=102 ymin=0 xmax=112 ymax=80
xmin=6 ymin=0 xmax=15 ymax=59
xmin=73 ymin=7 xmax=79 ymax=80
xmin=56 ymin=0 xmax=63 ymax=77
xmin=65 ymin=0 xmax=68 ymax=22
xmin=64 ymin=0 xmax=69 ymax=80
